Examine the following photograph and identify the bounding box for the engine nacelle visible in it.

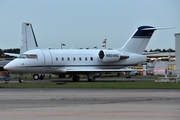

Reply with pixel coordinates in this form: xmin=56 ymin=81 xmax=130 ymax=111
xmin=98 ymin=50 xmax=121 ymax=62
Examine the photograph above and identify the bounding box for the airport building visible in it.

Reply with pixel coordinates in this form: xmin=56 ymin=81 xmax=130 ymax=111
xmin=135 ymin=33 xmax=180 ymax=76
xmin=145 ymin=52 xmax=175 ymax=75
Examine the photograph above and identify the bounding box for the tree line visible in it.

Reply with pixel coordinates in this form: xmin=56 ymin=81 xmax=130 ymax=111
xmin=0 ymin=48 xmax=20 ymax=58
xmin=0 ymin=48 xmax=175 ymax=58
xmin=145 ymin=48 xmax=175 ymax=52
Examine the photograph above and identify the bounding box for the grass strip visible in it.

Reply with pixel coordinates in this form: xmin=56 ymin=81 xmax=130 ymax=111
xmin=0 ymin=81 xmax=180 ymax=89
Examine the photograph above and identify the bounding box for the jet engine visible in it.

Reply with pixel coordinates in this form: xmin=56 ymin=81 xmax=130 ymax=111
xmin=98 ymin=50 xmax=121 ymax=62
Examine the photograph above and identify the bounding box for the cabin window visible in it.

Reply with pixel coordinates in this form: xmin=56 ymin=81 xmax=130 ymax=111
xmin=27 ymin=54 xmax=38 ymax=59
xmin=67 ymin=57 xmax=70 ymax=61
xmin=90 ymin=57 xmax=93 ymax=61
xmin=73 ymin=57 xmax=76 ymax=61
xmin=79 ymin=57 xmax=81 ymax=61
xmin=85 ymin=57 xmax=87 ymax=61
xmin=56 ymin=57 xmax=58 ymax=61
xmin=62 ymin=57 xmax=64 ymax=61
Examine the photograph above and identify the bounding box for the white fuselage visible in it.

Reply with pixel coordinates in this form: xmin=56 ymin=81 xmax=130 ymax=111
xmin=4 ymin=49 xmax=146 ymax=74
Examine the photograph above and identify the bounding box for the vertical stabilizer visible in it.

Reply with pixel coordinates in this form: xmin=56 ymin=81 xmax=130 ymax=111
xmin=20 ymin=22 xmax=38 ymax=54
xmin=121 ymin=26 xmax=156 ymax=54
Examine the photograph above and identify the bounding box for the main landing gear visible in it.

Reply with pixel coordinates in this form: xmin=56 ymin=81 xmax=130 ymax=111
xmin=18 ymin=73 xmax=24 ymax=83
xmin=72 ymin=75 xmax=80 ymax=82
xmin=72 ymin=75 xmax=96 ymax=82
xmin=87 ymin=76 xmax=96 ymax=82
xmin=33 ymin=74 xmax=45 ymax=80
xmin=71 ymin=74 xmax=96 ymax=82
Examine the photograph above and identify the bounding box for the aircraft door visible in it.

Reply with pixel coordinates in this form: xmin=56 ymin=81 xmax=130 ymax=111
xmin=41 ymin=50 xmax=52 ymax=68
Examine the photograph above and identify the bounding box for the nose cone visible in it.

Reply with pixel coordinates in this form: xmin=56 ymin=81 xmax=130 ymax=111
xmin=3 ymin=60 xmax=18 ymax=71
xmin=4 ymin=63 xmax=12 ymax=71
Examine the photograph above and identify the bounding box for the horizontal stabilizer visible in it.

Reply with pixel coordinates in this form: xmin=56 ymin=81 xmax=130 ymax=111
xmin=142 ymin=27 xmax=175 ymax=30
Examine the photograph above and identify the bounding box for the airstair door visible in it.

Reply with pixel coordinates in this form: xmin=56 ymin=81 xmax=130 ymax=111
xmin=42 ymin=50 xmax=52 ymax=69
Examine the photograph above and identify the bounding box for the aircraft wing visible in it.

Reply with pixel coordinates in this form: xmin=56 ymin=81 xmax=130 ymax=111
xmin=64 ymin=68 xmax=136 ymax=73
xmin=4 ymin=53 xmax=20 ymax=57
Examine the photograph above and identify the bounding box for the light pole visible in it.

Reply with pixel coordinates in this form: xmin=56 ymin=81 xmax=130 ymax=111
xmin=102 ymin=38 xmax=107 ymax=49
xmin=93 ymin=46 xmax=97 ymax=49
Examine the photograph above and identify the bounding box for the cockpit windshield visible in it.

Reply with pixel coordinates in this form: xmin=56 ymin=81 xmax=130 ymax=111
xmin=19 ymin=54 xmax=38 ymax=59
xmin=19 ymin=54 xmax=27 ymax=58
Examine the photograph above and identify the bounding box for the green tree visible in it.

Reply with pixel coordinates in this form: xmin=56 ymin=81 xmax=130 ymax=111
xmin=154 ymin=49 xmax=161 ymax=52
xmin=162 ymin=49 xmax=167 ymax=52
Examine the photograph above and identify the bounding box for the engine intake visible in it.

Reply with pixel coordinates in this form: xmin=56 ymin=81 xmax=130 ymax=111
xmin=98 ymin=50 xmax=121 ymax=62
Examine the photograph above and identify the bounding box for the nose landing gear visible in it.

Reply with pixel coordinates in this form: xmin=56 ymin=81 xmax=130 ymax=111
xmin=19 ymin=73 xmax=24 ymax=83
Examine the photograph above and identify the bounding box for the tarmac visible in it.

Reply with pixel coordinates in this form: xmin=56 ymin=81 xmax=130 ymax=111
xmin=0 ymin=88 xmax=179 ymax=120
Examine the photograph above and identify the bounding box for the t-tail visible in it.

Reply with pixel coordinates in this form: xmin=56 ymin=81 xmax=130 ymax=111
xmin=20 ymin=22 xmax=38 ymax=54
xmin=121 ymin=26 xmax=157 ymax=54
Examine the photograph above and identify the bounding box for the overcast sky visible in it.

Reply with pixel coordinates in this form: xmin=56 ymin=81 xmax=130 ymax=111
xmin=0 ymin=0 xmax=180 ymax=51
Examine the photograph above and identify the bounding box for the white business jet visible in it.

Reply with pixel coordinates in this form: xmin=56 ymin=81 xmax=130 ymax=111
xmin=4 ymin=26 xmax=157 ymax=82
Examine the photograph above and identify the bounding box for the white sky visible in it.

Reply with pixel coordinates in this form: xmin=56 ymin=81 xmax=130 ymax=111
xmin=0 ymin=0 xmax=180 ymax=51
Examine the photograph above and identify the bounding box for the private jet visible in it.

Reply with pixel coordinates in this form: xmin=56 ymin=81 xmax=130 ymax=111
xmin=4 ymin=25 xmax=158 ymax=82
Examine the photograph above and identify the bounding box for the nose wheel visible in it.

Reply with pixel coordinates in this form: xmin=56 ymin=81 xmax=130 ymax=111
xmin=19 ymin=78 xmax=24 ymax=83
xmin=19 ymin=73 xmax=24 ymax=83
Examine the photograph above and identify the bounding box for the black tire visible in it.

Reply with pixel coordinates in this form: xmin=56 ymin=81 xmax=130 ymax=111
xmin=33 ymin=74 xmax=39 ymax=80
xmin=88 ymin=78 xmax=92 ymax=82
xmin=39 ymin=74 xmax=45 ymax=80
xmin=72 ymin=75 xmax=80 ymax=82
xmin=88 ymin=77 xmax=95 ymax=82
xmin=19 ymin=78 xmax=24 ymax=83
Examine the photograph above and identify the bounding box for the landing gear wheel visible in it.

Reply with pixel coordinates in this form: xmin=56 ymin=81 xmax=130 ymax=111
xmin=18 ymin=73 xmax=24 ymax=83
xmin=72 ymin=75 xmax=80 ymax=82
xmin=88 ymin=77 xmax=95 ymax=82
xmin=39 ymin=74 xmax=45 ymax=80
xmin=88 ymin=78 xmax=92 ymax=82
xmin=19 ymin=78 xmax=24 ymax=83
xmin=33 ymin=74 xmax=39 ymax=80
xmin=125 ymin=75 xmax=131 ymax=78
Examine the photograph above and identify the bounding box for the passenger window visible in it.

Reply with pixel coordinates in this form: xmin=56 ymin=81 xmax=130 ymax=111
xmin=90 ymin=57 xmax=93 ymax=61
xmin=62 ymin=57 xmax=64 ymax=61
xmin=73 ymin=57 xmax=76 ymax=61
xmin=79 ymin=57 xmax=81 ymax=61
xmin=27 ymin=54 xmax=38 ymax=59
xmin=67 ymin=57 xmax=70 ymax=61
xmin=56 ymin=57 xmax=58 ymax=61
xmin=85 ymin=57 xmax=87 ymax=61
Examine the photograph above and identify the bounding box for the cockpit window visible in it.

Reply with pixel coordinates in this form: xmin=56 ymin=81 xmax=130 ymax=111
xmin=19 ymin=54 xmax=38 ymax=59
xmin=27 ymin=54 xmax=38 ymax=59
xmin=19 ymin=54 xmax=27 ymax=58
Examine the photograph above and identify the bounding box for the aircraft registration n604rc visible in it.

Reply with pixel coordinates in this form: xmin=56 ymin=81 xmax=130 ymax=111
xmin=4 ymin=26 xmax=157 ymax=82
